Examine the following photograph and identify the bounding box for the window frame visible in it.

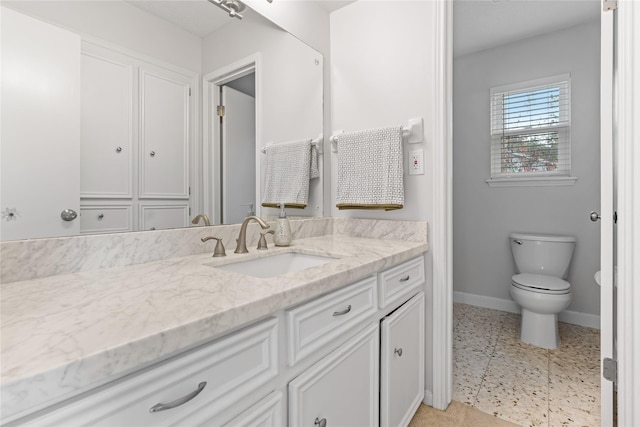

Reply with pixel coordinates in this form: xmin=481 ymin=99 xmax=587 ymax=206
xmin=487 ymin=74 xmax=577 ymax=187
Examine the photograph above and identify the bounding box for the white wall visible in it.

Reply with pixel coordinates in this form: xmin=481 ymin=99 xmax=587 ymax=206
xmin=330 ymin=0 xmax=438 ymax=402
xmin=1 ymin=1 xmax=202 ymax=72
xmin=453 ymin=21 xmax=601 ymax=318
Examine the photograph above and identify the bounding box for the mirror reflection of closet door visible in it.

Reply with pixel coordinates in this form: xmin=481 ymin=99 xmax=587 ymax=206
xmin=221 ymin=85 xmax=256 ymax=224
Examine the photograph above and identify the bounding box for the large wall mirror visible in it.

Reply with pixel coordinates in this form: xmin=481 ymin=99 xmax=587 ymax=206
xmin=0 ymin=0 xmax=324 ymax=242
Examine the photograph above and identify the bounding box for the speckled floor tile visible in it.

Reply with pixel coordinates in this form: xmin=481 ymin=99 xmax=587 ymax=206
xmin=453 ymin=350 xmax=490 ymax=405
xmin=453 ymin=303 xmax=467 ymax=330
xmin=548 ymin=404 xmax=600 ymax=427
xmin=452 ymin=304 xmax=601 ymax=427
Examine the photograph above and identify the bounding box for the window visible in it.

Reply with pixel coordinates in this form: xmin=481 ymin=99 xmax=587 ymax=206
xmin=488 ymin=74 xmax=576 ymax=186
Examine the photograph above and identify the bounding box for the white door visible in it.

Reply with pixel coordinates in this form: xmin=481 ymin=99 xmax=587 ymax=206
xmin=599 ymin=5 xmax=615 ymax=426
xmin=0 ymin=7 xmax=81 ymax=241
xmin=221 ymin=85 xmax=256 ymax=224
xmin=380 ymin=293 xmax=425 ymax=427
xmin=288 ymin=324 xmax=379 ymax=427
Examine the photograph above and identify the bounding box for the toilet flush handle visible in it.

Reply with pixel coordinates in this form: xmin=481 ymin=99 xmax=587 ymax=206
xmin=514 ymin=240 xmax=523 ymax=245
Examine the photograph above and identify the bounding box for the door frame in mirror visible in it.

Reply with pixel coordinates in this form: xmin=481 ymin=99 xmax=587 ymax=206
xmin=203 ymin=54 xmax=262 ymax=225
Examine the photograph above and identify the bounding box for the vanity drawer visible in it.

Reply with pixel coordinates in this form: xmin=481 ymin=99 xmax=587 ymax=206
xmin=24 ymin=318 xmax=278 ymax=427
xmin=80 ymin=204 xmax=132 ymax=234
xmin=378 ymin=256 xmax=425 ymax=309
xmin=286 ymin=276 xmax=377 ymax=366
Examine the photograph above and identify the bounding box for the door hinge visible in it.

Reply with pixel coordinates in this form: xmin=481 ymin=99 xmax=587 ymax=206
xmin=217 ymin=105 xmax=225 ymax=117
xmin=188 ymin=88 xmax=191 ymax=96
xmin=189 ymin=207 xmax=191 ymax=216
xmin=603 ymin=0 xmax=617 ymax=11
xmin=188 ymin=186 xmax=191 ymax=195
xmin=603 ymin=358 xmax=617 ymax=383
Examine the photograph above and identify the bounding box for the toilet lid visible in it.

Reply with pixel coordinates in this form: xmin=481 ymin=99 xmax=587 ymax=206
xmin=512 ymin=273 xmax=571 ymax=293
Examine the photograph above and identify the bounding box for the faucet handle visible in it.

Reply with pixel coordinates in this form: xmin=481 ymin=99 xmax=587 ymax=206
xmin=201 ymin=236 xmax=226 ymax=257
xmin=257 ymin=230 xmax=275 ymax=250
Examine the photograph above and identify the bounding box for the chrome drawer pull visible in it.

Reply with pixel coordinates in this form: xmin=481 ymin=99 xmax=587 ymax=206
xmin=315 ymin=417 xmax=327 ymax=427
xmin=399 ymin=275 xmax=410 ymax=282
xmin=149 ymin=382 xmax=206 ymax=413
xmin=332 ymin=305 xmax=352 ymax=317
xmin=394 ymin=347 xmax=403 ymax=357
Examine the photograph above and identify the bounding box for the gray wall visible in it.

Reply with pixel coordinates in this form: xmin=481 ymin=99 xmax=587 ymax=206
xmin=453 ymin=20 xmax=601 ymax=318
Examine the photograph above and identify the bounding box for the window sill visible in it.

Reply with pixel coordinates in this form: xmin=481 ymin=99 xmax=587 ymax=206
xmin=486 ymin=176 xmax=578 ymax=187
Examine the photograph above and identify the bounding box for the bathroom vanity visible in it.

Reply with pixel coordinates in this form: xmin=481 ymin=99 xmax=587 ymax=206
xmin=1 ymin=219 xmax=428 ymax=426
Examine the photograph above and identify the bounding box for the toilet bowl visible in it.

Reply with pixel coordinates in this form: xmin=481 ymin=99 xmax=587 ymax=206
xmin=509 ymin=233 xmax=576 ymax=349
xmin=510 ymin=273 xmax=571 ymax=349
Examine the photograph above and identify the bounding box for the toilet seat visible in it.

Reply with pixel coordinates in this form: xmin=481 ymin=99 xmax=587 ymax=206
xmin=511 ymin=273 xmax=571 ymax=295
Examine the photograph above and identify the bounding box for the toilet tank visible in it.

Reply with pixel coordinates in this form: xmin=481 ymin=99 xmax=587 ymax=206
xmin=509 ymin=232 xmax=576 ymax=279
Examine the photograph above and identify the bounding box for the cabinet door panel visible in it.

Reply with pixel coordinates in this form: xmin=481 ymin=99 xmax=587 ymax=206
xmin=289 ymin=323 xmax=379 ymax=427
xmin=139 ymin=69 xmax=189 ymax=199
xmin=140 ymin=204 xmax=188 ymax=231
xmin=80 ymin=204 xmax=132 ymax=234
xmin=81 ymin=52 xmax=133 ymax=198
xmin=380 ymin=293 xmax=425 ymax=427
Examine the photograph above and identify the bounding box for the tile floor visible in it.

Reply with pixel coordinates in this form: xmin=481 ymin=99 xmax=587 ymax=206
xmin=453 ymin=303 xmax=601 ymax=427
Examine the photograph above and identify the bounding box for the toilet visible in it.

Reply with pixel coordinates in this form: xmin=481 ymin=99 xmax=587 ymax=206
xmin=509 ymin=232 xmax=576 ymax=349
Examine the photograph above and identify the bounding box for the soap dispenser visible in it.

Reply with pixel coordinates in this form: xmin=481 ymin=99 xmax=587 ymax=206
xmin=274 ymin=203 xmax=292 ymax=247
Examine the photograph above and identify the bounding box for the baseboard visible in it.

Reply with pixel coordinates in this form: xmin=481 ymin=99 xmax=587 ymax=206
xmin=423 ymin=390 xmax=433 ymax=406
xmin=453 ymin=291 xmax=600 ymax=329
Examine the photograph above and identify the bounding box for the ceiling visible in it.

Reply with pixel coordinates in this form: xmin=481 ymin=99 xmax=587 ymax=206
xmin=127 ymin=0 xmax=355 ymax=38
xmin=127 ymin=1 xmax=599 ymax=58
xmin=125 ymin=1 xmax=235 ymax=37
xmin=453 ymin=0 xmax=601 ymax=57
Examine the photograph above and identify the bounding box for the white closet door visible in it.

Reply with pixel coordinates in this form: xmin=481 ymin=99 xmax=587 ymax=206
xmin=139 ymin=67 xmax=190 ymax=199
xmin=0 ymin=7 xmax=81 ymax=241
xmin=81 ymin=51 xmax=133 ymax=198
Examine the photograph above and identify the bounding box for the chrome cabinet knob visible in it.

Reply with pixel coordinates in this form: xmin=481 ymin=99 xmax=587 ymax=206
xmin=394 ymin=347 xmax=403 ymax=357
xmin=60 ymin=209 xmax=78 ymax=221
xmin=98 ymin=213 xmax=104 ymax=220
xmin=590 ymin=211 xmax=601 ymax=222
xmin=314 ymin=418 xmax=327 ymax=427
xmin=150 ymin=151 xmax=156 ymax=157
xmin=116 ymin=147 xmax=122 ymax=153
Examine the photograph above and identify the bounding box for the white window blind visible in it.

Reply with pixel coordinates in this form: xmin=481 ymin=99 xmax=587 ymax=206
xmin=490 ymin=74 xmax=571 ymax=180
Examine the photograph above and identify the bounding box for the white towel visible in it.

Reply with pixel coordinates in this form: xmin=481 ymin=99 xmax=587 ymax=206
xmin=262 ymin=139 xmax=312 ymax=209
xmin=336 ymin=126 xmax=404 ymax=210
xmin=310 ymin=144 xmax=320 ymax=180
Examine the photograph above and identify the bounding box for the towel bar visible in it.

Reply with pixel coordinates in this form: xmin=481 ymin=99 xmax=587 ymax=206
xmin=329 ymin=117 xmax=423 ymax=152
xmin=261 ymin=135 xmax=323 ymax=154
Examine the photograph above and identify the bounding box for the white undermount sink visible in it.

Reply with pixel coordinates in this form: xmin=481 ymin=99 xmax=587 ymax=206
xmin=210 ymin=252 xmax=337 ymax=278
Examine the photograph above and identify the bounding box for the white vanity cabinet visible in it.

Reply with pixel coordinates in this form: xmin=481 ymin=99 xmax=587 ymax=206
xmin=380 ymin=293 xmax=425 ymax=427
xmin=288 ymin=323 xmax=380 ymax=427
xmin=9 ymin=256 xmax=426 ymax=427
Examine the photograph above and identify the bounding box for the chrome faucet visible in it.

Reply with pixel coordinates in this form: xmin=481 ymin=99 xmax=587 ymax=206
xmin=192 ymin=214 xmax=211 ymax=226
xmin=235 ymin=216 xmax=270 ymax=254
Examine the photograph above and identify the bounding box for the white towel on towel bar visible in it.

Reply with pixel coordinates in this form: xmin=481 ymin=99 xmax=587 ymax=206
xmin=336 ymin=126 xmax=404 ymax=210
xmin=262 ymin=139 xmax=312 ymax=209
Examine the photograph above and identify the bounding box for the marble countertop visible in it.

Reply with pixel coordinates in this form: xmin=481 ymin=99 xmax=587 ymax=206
xmin=1 ymin=233 xmax=427 ymax=420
